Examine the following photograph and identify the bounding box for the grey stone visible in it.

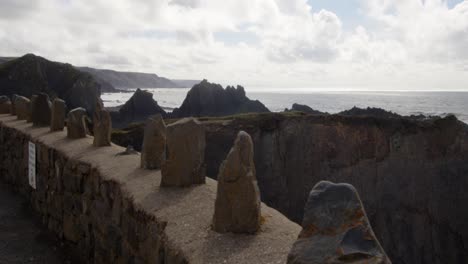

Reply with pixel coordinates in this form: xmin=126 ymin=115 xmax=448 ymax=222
xmin=15 ymin=96 xmax=31 ymax=120
xmin=287 ymin=181 xmax=391 ymax=264
xmin=50 ymin=98 xmax=66 ymax=131
xmin=213 ymin=131 xmax=261 ymax=234
xmin=161 ymin=117 xmax=205 ymax=187
xmin=0 ymin=96 xmax=11 ymax=114
xmin=10 ymin=94 xmax=18 ymax=115
xmin=93 ymin=102 xmax=112 ymax=147
xmin=140 ymin=115 xmax=166 ymax=169
xmin=28 ymin=95 xmax=38 ymax=123
xmin=67 ymin=108 xmax=88 ymax=139
xmin=32 ymin=93 xmax=51 ymax=127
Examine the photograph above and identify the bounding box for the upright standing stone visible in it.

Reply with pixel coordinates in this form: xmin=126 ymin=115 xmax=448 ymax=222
xmin=0 ymin=96 xmax=11 ymax=114
xmin=50 ymin=98 xmax=66 ymax=131
xmin=67 ymin=108 xmax=88 ymax=139
xmin=287 ymin=181 xmax=391 ymax=264
xmin=15 ymin=96 xmax=31 ymax=120
xmin=32 ymin=93 xmax=52 ymax=127
xmin=10 ymin=94 xmax=18 ymax=115
xmin=93 ymin=101 xmax=112 ymax=147
xmin=141 ymin=115 xmax=166 ymax=169
xmin=28 ymin=95 xmax=38 ymax=123
xmin=213 ymin=131 xmax=261 ymax=234
xmin=161 ymin=117 xmax=205 ymax=187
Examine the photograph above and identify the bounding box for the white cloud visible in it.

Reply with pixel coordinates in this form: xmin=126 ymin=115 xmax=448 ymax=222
xmin=0 ymin=0 xmax=467 ymax=89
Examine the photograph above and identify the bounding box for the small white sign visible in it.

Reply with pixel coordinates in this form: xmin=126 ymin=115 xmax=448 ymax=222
xmin=28 ymin=141 xmax=36 ymax=189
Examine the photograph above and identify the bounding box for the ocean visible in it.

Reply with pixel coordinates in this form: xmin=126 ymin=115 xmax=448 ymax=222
xmin=102 ymin=88 xmax=468 ymax=124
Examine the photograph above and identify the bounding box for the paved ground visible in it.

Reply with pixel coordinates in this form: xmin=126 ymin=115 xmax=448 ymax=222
xmin=0 ymin=183 xmax=68 ymax=264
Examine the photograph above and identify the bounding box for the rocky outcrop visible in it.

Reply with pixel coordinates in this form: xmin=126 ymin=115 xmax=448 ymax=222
xmin=0 ymin=54 xmax=105 ymax=114
xmin=15 ymin=96 xmax=30 ymax=120
xmin=213 ymin=131 xmax=261 ymax=234
xmin=339 ymin=107 xmax=401 ymax=119
xmin=172 ymin=80 xmax=270 ymax=118
xmin=92 ymin=102 xmax=112 ymax=147
xmin=67 ymin=108 xmax=88 ymax=139
xmin=288 ymin=181 xmax=390 ymax=264
xmin=50 ymin=98 xmax=66 ymax=131
xmin=161 ymin=118 xmax=206 ymax=187
xmin=285 ymin=103 xmax=328 ymax=115
xmin=32 ymin=93 xmax=51 ymax=127
xmin=0 ymin=96 xmax=11 ymax=114
xmin=140 ymin=115 xmax=166 ymax=169
xmin=110 ymin=89 xmax=166 ymax=128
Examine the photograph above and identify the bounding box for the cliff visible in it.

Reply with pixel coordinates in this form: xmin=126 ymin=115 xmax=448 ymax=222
xmin=172 ymin=80 xmax=270 ymax=118
xmin=0 ymin=54 xmax=108 ymax=113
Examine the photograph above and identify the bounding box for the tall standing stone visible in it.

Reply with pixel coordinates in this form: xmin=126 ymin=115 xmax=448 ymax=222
xmin=28 ymin=95 xmax=38 ymax=123
xmin=10 ymin=94 xmax=18 ymax=115
xmin=0 ymin=96 xmax=11 ymax=114
xmin=93 ymin=101 xmax=112 ymax=147
xmin=15 ymin=96 xmax=31 ymax=120
xmin=50 ymin=98 xmax=66 ymax=131
xmin=213 ymin=131 xmax=261 ymax=234
xmin=287 ymin=181 xmax=391 ymax=264
xmin=67 ymin=108 xmax=88 ymax=139
xmin=161 ymin=118 xmax=205 ymax=187
xmin=32 ymin=93 xmax=52 ymax=127
xmin=141 ymin=114 xmax=166 ymax=169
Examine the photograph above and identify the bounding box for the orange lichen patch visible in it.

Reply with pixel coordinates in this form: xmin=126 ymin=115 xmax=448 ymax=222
xmin=299 ymin=224 xmax=320 ymax=238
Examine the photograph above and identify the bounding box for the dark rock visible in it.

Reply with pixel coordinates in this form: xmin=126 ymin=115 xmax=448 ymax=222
xmin=15 ymin=96 xmax=30 ymax=120
xmin=161 ymin=118 xmax=205 ymax=187
xmin=0 ymin=96 xmax=11 ymax=114
xmin=140 ymin=115 xmax=166 ymax=169
xmin=28 ymin=95 xmax=37 ymax=123
xmin=172 ymin=80 xmax=270 ymax=118
xmin=50 ymin=98 xmax=66 ymax=131
xmin=67 ymin=108 xmax=88 ymax=139
xmin=287 ymin=181 xmax=390 ymax=264
xmin=286 ymin=103 xmax=327 ymax=115
xmin=213 ymin=131 xmax=261 ymax=234
xmin=10 ymin=94 xmax=18 ymax=115
xmin=32 ymin=93 xmax=51 ymax=127
xmin=93 ymin=102 xmax=112 ymax=147
xmin=339 ymin=107 xmax=401 ymax=119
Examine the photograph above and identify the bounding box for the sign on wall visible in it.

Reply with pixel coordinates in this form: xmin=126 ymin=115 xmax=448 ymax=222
xmin=28 ymin=141 xmax=36 ymax=189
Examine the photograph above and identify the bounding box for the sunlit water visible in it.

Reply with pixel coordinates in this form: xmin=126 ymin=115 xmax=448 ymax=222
xmin=102 ymin=88 xmax=468 ymax=124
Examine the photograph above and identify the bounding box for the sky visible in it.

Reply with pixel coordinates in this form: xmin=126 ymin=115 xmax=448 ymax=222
xmin=0 ymin=0 xmax=467 ymax=90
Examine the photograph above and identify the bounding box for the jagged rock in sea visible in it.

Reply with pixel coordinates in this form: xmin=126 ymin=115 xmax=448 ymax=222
xmin=0 ymin=96 xmax=12 ymax=114
xmin=93 ymin=102 xmax=112 ymax=147
xmin=161 ymin=118 xmax=205 ymax=187
xmin=285 ymin=103 xmax=328 ymax=115
xmin=287 ymin=181 xmax=391 ymax=264
xmin=0 ymin=54 xmax=107 ymax=114
xmin=67 ymin=108 xmax=88 ymax=139
xmin=50 ymin=98 xmax=66 ymax=131
xmin=172 ymin=80 xmax=270 ymax=118
xmin=140 ymin=114 xmax=166 ymax=169
xmin=339 ymin=107 xmax=401 ymax=119
xmin=213 ymin=131 xmax=261 ymax=234
xmin=32 ymin=93 xmax=51 ymax=127
xmin=110 ymin=88 xmax=167 ymax=128
xmin=15 ymin=96 xmax=30 ymax=120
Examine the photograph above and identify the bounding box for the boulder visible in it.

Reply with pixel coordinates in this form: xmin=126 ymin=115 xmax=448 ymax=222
xmin=93 ymin=102 xmax=112 ymax=147
xmin=15 ymin=96 xmax=31 ymax=120
xmin=140 ymin=114 xmax=166 ymax=169
xmin=287 ymin=181 xmax=391 ymax=264
xmin=50 ymin=98 xmax=66 ymax=131
xmin=32 ymin=93 xmax=52 ymax=127
xmin=67 ymin=108 xmax=88 ymax=139
xmin=212 ymin=131 xmax=261 ymax=234
xmin=27 ymin=95 xmax=37 ymax=123
xmin=0 ymin=96 xmax=11 ymax=114
xmin=161 ymin=118 xmax=205 ymax=187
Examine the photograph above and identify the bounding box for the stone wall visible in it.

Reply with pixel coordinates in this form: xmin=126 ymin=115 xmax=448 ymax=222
xmin=0 ymin=114 xmax=300 ymax=264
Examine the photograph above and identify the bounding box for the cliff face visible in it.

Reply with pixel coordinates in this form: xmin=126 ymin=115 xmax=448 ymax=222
xmin=202 ymin=113 xmax=468 ymax=264
xmin=0 ymin=54 xmax=106 ymax=113
xmin=172 ymin=80 xmax=270 ymax=117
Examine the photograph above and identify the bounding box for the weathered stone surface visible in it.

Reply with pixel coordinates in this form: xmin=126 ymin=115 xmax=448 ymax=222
xmin=27 ymin=95 xmax=38 ymax=123
xmin=50 ymin=98 xmax=66 ymax=131
xmin=67 ymin=108 xmax=88 ymax=139
xmin=0 ymin=96 xmax=11 ymax=114
xmin=32 ymin=93 xmax=52 ymax=127
xmin=10 ymin=94 xmax=18 ymax=115
xmin=288 ymin=181 xmax=391 ymax=264
xmin=93 ymin=102 xmax=112 ymax=147
xmin=161 ymin=117 xmax=205 ymax=187
xmin=140 ymin=115 xmax=166 ymax=169
xmin=15 ymin=96 xmax=31 ymax=120
xmin=213 ymin=131 xmax=261 ymax=234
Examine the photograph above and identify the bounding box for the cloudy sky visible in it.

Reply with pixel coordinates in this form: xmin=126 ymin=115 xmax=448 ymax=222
xmin=0 ymin=0 xmax=467 ymax=90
